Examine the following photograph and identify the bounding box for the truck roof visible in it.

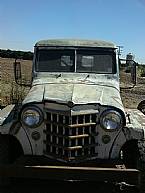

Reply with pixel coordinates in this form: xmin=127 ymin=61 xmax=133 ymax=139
xmin=35 ymin=39 xmax=116 ymax=48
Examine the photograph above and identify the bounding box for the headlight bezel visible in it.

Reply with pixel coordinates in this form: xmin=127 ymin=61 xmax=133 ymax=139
xmin=21 ymin=105 xmax=43 ymax=128
xmin=100 ymin=109 xmax=123 ymax=131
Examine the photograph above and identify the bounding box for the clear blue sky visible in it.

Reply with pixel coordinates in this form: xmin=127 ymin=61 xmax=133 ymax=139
xmin=0 ymin=0 xmax=145 ymax=63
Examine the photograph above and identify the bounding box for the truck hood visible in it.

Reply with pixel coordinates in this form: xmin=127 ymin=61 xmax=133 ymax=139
xmin=23 ymin=78 xmax=124 ymax=113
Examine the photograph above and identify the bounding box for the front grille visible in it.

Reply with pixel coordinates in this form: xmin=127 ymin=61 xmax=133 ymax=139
xmin=44 ymin=111 xmax=98 ymax=162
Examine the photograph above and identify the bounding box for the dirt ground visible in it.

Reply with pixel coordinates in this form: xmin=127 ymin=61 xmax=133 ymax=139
xmin=1 ymin=57 xmax=145 ymax=108
xmin=0 ymin=57 xmax=32 ymax=106
xmin=0 ymin=180 xmax=139 ymax=193
xmin=120 ymin=71 xmax=145 ymax=109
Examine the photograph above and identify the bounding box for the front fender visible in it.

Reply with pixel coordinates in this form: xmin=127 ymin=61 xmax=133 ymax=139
xmin=13 ymin=126 xmax=33 ymax=155
xmin=0 ymin=104 xmax=16 ymax=126
xmin=109 ymin=127 xmax=144 ymax=160
xmin=109 ymin=108 xmax=145 ymax=159
xmin=0 ymin=105 xmax=18 ymax=134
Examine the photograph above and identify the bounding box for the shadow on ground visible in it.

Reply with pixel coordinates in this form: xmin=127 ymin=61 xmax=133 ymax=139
xmin=0 ymin=179 xmax=140 ymax=193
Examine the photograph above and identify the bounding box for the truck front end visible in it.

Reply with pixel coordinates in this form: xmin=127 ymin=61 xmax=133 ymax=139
xmin=0 ymin=39 xmax=143 ymax=186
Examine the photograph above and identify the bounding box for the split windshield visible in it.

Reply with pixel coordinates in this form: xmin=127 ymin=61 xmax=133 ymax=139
xmin=36 ymin=48 xmax=116 ymax=73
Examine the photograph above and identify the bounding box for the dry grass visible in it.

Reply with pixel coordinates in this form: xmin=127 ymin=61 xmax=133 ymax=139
xmin=0 ymin=57 xmax=32 ymax=106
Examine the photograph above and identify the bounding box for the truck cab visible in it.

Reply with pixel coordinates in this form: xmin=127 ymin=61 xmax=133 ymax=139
xmin=0 ymin=39 xmax=145 ymax=186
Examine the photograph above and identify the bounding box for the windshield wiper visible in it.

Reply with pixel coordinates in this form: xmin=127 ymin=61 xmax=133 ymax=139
xmin=56 ymin=74 xmax=61 ymax=78
xmin=84 ymin=74 xmax=90 ymax=81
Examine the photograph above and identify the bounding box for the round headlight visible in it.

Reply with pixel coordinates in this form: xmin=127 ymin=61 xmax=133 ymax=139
xmin=100 ymin=110 xmax=123 ymax=131
xmin=21 ymin=106 xmax=43 ymax=128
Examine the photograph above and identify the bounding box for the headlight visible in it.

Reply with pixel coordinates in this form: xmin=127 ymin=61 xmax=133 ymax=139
xmin=21 ymin=106 xmax=43 ymax=128
xmin=100 ymin=110 xmax=123 ymax=131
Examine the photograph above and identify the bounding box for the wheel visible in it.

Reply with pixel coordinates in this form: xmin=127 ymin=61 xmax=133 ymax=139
xmin=137 ymin=101 xmax=145 ymax=115
xmin=121 ymin=140 xmax=145 ymax=192
xmin=137 ymin=141 xmax=145 ymax=193
xmin=121 ymin=140 xmax=139 ymax=168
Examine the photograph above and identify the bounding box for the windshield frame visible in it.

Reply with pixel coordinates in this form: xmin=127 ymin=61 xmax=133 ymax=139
xmin=35 ymin=47 xmax=117 ymax=74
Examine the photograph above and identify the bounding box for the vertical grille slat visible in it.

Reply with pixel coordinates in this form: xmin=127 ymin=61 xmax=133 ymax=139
xmin=45 ymin=111 xmax=98 ymax=162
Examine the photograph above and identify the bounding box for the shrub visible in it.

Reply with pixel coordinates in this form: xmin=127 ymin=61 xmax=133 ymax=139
xmin=138 ymin=65 xmax=145 ymax=77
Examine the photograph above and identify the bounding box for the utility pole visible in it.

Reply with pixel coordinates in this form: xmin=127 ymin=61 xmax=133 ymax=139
xmin=117 ymin=45 xmax=124 ymax=58
xmin=117 ymin=46 xmax=124 ymax=68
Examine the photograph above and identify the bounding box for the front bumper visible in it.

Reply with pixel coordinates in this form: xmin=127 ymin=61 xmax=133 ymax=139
xmin=0 ymin=164 xmax=140 ymax=186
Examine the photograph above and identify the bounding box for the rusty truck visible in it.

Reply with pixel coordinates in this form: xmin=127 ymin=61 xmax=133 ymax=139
xmin=0 ymin=39 xmax=145 ymax=189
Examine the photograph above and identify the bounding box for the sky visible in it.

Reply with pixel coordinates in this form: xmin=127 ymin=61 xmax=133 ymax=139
xmin=0 ymin=0 xmax=145 ymax=63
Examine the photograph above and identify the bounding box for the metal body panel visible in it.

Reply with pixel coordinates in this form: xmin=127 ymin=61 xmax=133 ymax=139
xmin=95 ymin=126 xmax=122 ymax=159
xmin=23 ymin=85 xmax=44 ymax=105
xmin=0 ymin=105 xmax=15 ymax=126
xmin=125 ymin=109 xmax=145 ymax=133
xmin=35 ymin=39 xmax=116 ymax=48
xmin=14 ymin=127 xmax=33 ymax=154
xmin=4 ymin=106 xmax=144 ymax=161
xmin=23 ymin=74 xmax=124 ymax=116
xmin=110 ymin=109 xmax=145 ymax=160
xmin=19 ymin=124 xmax=45 ymax=155
xmin=19 ymin=90 xmax=145 ymax=161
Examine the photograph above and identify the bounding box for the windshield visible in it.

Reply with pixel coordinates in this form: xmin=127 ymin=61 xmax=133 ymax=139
xmin=36 ymin=49 xmax=116 ymax=73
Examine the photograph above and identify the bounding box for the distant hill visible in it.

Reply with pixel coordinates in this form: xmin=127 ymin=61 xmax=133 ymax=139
xmin=0 ymin=49 xmax=33 ymax=60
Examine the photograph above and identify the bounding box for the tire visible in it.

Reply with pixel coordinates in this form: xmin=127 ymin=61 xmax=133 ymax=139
xmin=137 ymin=101 xmax=145 ymax=115
xmin=137 ymin=141 xmax=145 ymax=193
xmin=121 ymin=140 xmax=145 ymax=192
